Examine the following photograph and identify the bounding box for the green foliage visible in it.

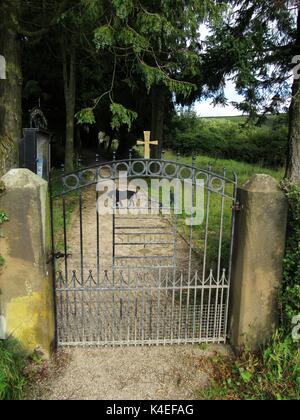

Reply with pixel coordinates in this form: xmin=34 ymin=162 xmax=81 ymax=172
xmin=0 ymin=340 xmax=27 ymax=400
xmin=201 ymin=334 xmax=300 ymax=400
xmin=0 ymin=255 xmax=5 ymax=267
xmin=0 ymin=211 xmax=8 ymax=225
xmin=90 ymin=0 xmax=216 ymax=121
xmin=281 ymin=181 xmax=300 ymax=326
xmin=166 ymin=112 xmax=288 ymax=168
xmin=75 ymin=108 xmax=96 ymax=125
xmin=165 ymin=151 xmax=282 ymax=272
xmin=200 ymin=181 xmax=300 ymax=401
xmin=110 ymin=103 xmax=138 ymax=130
xmin=203 ymin=0 xmax=296 ymax=117
xmin=94 ymin=25 xmax=114 ymax=50
xmin=112 ymin=0 xmax=134 ymax=19
xmin=120 ymin=27 xmax=149 ymax=53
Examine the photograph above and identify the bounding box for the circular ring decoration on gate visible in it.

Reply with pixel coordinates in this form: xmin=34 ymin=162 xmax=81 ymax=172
xmin=148 ymin=161 xmax=163 ymax=176
xmin=163 ymin=163 xmax=178 ymax=178
xmin=79 ymin=169 xmax=96 ymax=185
xmin=99 ymin=165 xmax=113 ymax=179
xmin=132 ymin=161 xmax=147 ymax=176
xmin=210 ymin=177 xmax=225 ymax=192
xmin=115 ymin=162 xmax=129 ymax=173
xmin=196 ymin=171 xmax=209 ymax=187
xmin=179 ymin=166 xmax=193 ymax=180
xmin=63 ymin=174 xmax=80 ymax=191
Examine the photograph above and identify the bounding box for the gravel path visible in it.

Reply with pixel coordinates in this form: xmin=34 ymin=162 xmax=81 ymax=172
xmin=31 ymin=345 xmax=231 ymax=400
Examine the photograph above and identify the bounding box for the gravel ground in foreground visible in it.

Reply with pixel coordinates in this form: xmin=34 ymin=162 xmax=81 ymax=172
xmin=29 ymin=345 xmax=231 ymax=401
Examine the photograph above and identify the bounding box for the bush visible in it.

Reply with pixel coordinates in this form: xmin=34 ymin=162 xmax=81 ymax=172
xmin=165 ymin=112 xmax=288 ymax=168
xmin=201 ymin=333 xmax=299 ymax=400
xmin=0 ymin=340 xmax=27 ymax=400
xmin=199 ymin=182 xmax=300 ymax=401
xmin=281 ymin=181 xmax=300 ymax=326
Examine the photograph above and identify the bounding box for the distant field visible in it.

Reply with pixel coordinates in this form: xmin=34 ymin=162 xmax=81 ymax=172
xmin=162 ymin=151 xmax=284 ymax=267
xmin=166 ymin=112 xmax=288 ymax=168
xmin=164 ymin=151 xmax=284 ymax=186
xmin=202 ymin=113 xmax=287 ymax=124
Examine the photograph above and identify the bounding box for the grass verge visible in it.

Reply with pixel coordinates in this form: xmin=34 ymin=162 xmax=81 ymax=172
xmin=0 ymin=340 xmax=27 ymax=400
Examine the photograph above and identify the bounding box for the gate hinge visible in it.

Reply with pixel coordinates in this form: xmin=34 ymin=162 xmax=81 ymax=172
xmin=233 ymin=201 xmax=242 ymax=212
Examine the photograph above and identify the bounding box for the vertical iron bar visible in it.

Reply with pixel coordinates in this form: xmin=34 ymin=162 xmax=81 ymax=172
xmin=178 ymin=273 xmax=183 ymax=341
xmin=170 ymin=269 xmax=176 ymax=341
xmin=200 ymin=168 xmax=212 ymax=341
xmin=186 ymin=211 xmax=193 ymax=342
xmin=88 ymin=271 xmax=93 ymax=343
xmin=224 ymin=174 xmax=238 ymax=341
xmin=141 ymin=270 xmax=145 ymax=345
xmin=156 ymin=267 xmax=162 ymax=345
xmin=134 ymin=296 xmax=138 ymax=346
xmin=217 ymin=173 xmax=226 ymax=282
xmin=79 ymin=191 xmax=84 ymax=284
xmin=163 ymin=270 xmax=168 ymax=345
xmin=127 ymin=267 xmax=131 ymax=345
xmin=120 ymin=270 xmax=124 ymax=343
xmin=112 ymin=208 xmax=116 ymax=346
xmin=96 ymin=193 xmax=101 ymax=345
xmin=149 ymin=294 xmax=153 ymax=345
xmin=214 ymin=173 xmax=226 ymax=340
xmin=192 ymin=271 xmax=198 ymax=343
xmin=96 ymin=190 xmax=100 ymax=285
xmin=206 ymin=270 xmax=213 ymax=342
xmin=49 ymin=176 xmax=58 ymax=348
xmin=62 ymin=195 xmax=69 ymax=339
xmin=218 ymin=269 xmax=226 ymax=341
xmin=79 ymin=191 xmax=85 ymax=342
xmin=73 ymin=270 xmax=79 ymax=343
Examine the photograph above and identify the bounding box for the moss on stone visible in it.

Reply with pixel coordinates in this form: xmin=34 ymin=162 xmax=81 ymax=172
xmin=0 ymin=135 xmax=17 ymax=178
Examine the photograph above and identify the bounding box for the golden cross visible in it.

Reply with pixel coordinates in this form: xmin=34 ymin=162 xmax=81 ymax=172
xmin=137 ymin=131 xmax=159 ymax=159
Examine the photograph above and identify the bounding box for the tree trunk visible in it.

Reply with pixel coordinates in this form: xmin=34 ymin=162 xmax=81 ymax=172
xmin=61 ymin=35 xmax=76 ymax=173
xmin=151 ymin=85 xmax=166 ymax=159
xmin=0 ymin=0 xmax=22 ymax=177
xmin=286 ymin=7 xmax=300 ymax=185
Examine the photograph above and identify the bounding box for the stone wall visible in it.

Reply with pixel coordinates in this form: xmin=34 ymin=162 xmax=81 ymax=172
xmin=0 ymin=169 xmax=55 ymax=357
xmin=229 ymin=174 xmax=288 ymax=351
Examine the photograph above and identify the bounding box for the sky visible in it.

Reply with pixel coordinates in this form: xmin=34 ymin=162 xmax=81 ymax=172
xmin=194 ymin=24 xmax=244 ymax=118
xmin=194 ymin=80 xmax=244 ymax=117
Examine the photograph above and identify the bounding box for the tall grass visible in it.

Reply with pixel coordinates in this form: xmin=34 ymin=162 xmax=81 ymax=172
xmin=162 ymin=151 xmax=283 ymax=270
xmin=164 ymin=151 xmax=284 ymax=185
xmin=0 ymin=340 xmax=27 ymax=400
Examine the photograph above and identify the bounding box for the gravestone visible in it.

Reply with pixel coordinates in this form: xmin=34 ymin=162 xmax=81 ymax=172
xmin=111 ymin=138 xmax=119 ymax=152
xmin=19 ymin=108 xmax=51 ymax=181
xmin=98 ymin=131 xmax=110 ymax=150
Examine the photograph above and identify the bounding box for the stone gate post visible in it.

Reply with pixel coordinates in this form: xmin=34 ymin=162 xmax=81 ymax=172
xmin=229 ymin=174 xmax=288 ymax=352
xmin=0 ymin=169 xmax=55 ymax=358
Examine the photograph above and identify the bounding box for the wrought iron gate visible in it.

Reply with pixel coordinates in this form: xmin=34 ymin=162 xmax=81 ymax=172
xmin=50 ymin=155 xmax=238 ymax=347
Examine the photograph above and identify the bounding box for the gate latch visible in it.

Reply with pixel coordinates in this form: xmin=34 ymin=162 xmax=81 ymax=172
xmin=46 ymin=252 xmax=72 ymax=264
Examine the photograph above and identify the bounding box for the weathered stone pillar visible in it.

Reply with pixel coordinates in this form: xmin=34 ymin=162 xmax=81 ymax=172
xmin=0 ymin=169 xmax=55 ymax=357
xmin=229 ymin=174 xmax=287 ymax=352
